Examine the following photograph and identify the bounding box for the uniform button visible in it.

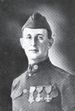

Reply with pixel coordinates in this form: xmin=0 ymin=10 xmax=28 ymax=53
xmin=33 ymin=65 xmax=38 ymax=71
xmin=28 ymin=73 xmax=32 ymax=76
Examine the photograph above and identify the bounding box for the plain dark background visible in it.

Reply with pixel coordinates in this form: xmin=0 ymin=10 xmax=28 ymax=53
xmin=0 ymin=0 xmax=75 ymax=110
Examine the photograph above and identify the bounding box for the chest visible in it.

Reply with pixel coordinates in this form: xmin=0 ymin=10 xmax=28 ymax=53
xmin=13 ymin=84 xmax=62 ymax=111
xmin=13 ymin=72 xmax=63 ymax=111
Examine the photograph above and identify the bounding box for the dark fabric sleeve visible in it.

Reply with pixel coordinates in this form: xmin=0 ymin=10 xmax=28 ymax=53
xmin=61 ymin=75 xmax=75 ymax=111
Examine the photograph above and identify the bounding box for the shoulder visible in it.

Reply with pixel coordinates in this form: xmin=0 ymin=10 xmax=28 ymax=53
xmin=10 ymin=71 xmax=27 ymax=99
xmin=54 ymin=65 xmax=75 ymax=86
xmin=53 ymin=66 xmax=75 ymax=110
xmin=51 ymin=64 xmax=75 ymax=87
xmin=51 ymin=64 xmax=70 ymax=80
xmin=50 ymin=64 xmax=72 ymax=89
xmin=12 ymin=73 xmax=25 ymax=89
xmin=53 ymin=65 xmax=70 ymax=75
xmin=54 ymin=66 xmax=75 ymax=95
xmin=52 ymin=65 xmax=75 ymax=101
xmin=12 ymin=70 xmax=28 ymax=89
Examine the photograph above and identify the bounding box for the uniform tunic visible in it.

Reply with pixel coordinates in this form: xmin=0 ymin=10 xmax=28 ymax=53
xmin=11 ymin=58 xmax=75 ymax=111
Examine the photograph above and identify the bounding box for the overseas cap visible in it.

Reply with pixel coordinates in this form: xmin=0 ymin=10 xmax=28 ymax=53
xmin=22 ymin=12 xmax=52 ymax=39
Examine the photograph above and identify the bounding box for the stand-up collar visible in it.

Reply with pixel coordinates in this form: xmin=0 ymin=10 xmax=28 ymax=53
xmin=27 ymin=58 xmax=52 ymax=76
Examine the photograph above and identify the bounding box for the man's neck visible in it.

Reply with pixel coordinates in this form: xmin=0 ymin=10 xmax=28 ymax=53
xmin=28 ymin=56 xmax=48 ymax=65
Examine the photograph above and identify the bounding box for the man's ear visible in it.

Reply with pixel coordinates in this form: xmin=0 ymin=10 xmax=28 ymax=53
xmin=20 ymin=38 xmax=24 ymax=49
xmin=48 ymin=38 xmax=54 ymax=48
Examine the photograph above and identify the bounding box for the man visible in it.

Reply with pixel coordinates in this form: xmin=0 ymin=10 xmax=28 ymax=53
xmin=11 ymin=12 xmax=75 ymax=111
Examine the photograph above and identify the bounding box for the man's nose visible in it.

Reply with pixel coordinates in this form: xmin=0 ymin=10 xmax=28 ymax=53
xmin=31 ymin=38 xmax=37 ymax=46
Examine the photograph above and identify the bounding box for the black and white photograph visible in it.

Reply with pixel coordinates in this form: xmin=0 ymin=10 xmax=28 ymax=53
xmin=0 ymin=0 xmax=75 ymax=111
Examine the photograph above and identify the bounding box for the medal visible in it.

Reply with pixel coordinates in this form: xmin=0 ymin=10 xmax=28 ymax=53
xmin=44 ymin=85 xmax=52 ymax=102
xmin=35 ymin=86 xmax=43 ymax=102
xmin=51 ymin=86 xmax=58 ymax=98
xmin=28 ymin=86 xmax=35 ymax=104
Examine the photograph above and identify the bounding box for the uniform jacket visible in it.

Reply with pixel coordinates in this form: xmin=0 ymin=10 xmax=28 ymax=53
xmin=11 ymin=58 xmax=75 ymax=111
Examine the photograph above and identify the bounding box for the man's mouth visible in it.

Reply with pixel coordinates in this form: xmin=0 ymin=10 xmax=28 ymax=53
xmin=29 ymin=49 xmax=39 ymax=52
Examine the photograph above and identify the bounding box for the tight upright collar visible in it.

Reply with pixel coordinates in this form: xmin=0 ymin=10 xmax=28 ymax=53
xmin=27 ymin=58 xmax=52 ymax=75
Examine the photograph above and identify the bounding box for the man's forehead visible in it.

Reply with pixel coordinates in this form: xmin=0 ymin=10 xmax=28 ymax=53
xmin=22 ymin=28 xmax=48 ymax=35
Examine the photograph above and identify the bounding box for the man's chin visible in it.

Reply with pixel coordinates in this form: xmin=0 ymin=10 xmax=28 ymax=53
xmin=27 ymin=54 xmax=40 ymax=60
xmin=27 ymin=52 xmax=39 ymax=57
xmin=28 ymin=56 xmax=39 ymax=60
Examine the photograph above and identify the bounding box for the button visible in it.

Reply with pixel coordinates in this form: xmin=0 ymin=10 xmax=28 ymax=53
xmin=33 ymin=65 xmax=38 ymax=70
xmin=28 ymin=73 xmax=32 ymax=76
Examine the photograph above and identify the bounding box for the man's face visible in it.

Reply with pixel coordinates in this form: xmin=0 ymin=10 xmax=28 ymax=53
xmin=20 ymin=28 xmax=50 ymax=61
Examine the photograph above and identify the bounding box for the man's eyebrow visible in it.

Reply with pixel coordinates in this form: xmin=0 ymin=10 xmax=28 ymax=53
xmin=36 ymin=34 xmax=44 ymax=36
xmin=26 ymin=34 xmax=44 ymax=36
xmin=27 ymin=34 xmax=31 ymax=35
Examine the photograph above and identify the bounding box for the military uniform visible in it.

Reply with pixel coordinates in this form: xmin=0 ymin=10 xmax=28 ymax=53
xmin=11 ymin=58 xmax=75 ymax=111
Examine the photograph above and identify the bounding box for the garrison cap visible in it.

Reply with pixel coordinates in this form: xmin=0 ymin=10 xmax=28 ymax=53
xmin=22 ymin=12 xmax=52 ymax=39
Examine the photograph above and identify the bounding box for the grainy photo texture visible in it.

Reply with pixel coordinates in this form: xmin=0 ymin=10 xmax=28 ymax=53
xmin=0 ymin=0 xmax=75 ymax=111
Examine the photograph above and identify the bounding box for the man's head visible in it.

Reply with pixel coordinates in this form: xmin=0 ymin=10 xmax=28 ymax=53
xmin=20 ymin=12 xmax=54 ymax=63
xmin=22 ymin=12 xmax=52 ymax=39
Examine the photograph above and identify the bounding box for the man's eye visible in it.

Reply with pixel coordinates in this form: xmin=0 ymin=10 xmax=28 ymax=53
xmin=38 ymin=36 xmax=44 ymax=40
xmin=26 ymin=35 xmax=32 ymax=39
